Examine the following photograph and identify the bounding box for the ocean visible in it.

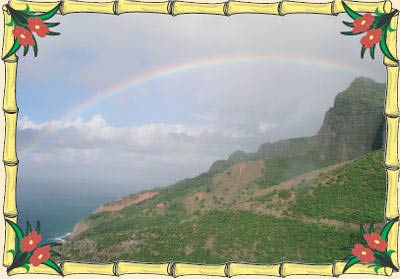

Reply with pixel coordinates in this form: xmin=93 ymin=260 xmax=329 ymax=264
xmin=16 ymin=180 xmax=126 ymax=243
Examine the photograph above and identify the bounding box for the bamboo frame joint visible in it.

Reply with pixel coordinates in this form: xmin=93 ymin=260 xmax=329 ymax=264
xmin=223 ymin=1 xmax=230 ymax=16
xmin=384 ymin=61 xmax=400 ymax=67
xmin=385 ymin=112 xmax=400 ymax=118
xmin=279 ymin=261 xmax=284 ymax=277
xmin=3 ymin=160 xmax=18 ymax=167
xmin=112 ymin=261 xmax=118 ymax=276
xmin=224 ymin=262 xmax=230 ymax=277
xmin=167 ymin=261 xmax=175 ymax=276
xmin=4 ymin=212 xmax=18 ymax=218
xmin=383 ymin=0 xmax=392 ymax=14
xmin=3 ymin=109 xmax=19 ymax=114
xmin=2 ymin=57 xmax=18 ymax=63
xmin=332 ymin=262 xmax=338 ymax=277
xmin=167 ymin=0 xmax=176 ymax=16
xmin=386 ymin=216 xmax=400 ymax=222
xmin=59 ymin=0 xmax=65 ymax=15
xmin=112 ymin=1 xmax=118 ymax=15
xmin=330 ymin=1 xmax=338 ymax=16
xmin=278 ymin=0 xmax=284 ymax=16
xmin=386 ymin=164 xmax=400 ymax=171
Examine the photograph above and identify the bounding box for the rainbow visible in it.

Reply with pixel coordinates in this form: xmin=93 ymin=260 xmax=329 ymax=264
xmin=18 ymin=54 xmax=382 ymax=156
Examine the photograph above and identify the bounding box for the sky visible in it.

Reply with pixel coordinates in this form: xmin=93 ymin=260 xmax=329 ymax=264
xmin=16 ymin=12 xmax=386 ymax=196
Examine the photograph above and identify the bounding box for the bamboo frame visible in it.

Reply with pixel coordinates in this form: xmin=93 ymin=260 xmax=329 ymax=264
xmin=1 ymin=0 xmax=399 ymax=277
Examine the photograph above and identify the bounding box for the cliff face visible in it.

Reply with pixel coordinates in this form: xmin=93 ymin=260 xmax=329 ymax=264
xmin=256 ymin=137 xmax=311 ymax=158
xmin=311 ymin=77 xmax=385 ymax=162
xmin=210 ymin=77 xmax=385 ymax=172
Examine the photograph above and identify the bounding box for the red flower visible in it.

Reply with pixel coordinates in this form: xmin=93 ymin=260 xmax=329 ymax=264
xmin=364 ymin=233 xmax=388 ymax=252
xmin=28 ymin=17 xmax=49 ymax=37
xmin=352 ymin=13 xmax=374 ymax=33
xmin=360 ymin=28 xmax=382 ymax=49
xmin=21 ymin=231 xmax=42 ymax=252
xmin=30 ymin=246 xmax=51 ymax=266
xmin=352 ymin=244 xmax=375 ymax=262
xmin=12 ymin=26 xmax=35 ymax=46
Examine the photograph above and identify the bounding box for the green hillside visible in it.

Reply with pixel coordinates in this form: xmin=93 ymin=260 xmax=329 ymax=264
xmin=59 ymin=149 xmax=386 ymax=263
xmin=59 ymin=77 xmax=387 ymax=264
xmin=62 ymin=211 xmax=359 ymax=263
xmin=246 ymin=150 xmax=386 ymax=225
xmin=255 ymin=150 xmax=329 ymax=189
xmin=287 ymin=150 xmax=386 ymax=223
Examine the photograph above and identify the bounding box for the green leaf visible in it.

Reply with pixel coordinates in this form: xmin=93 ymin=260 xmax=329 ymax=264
xmin=21 ymin=264 xmax=30 ymax=273
xmin=369 ymin=223 xmax=375 ymax=233
xmin=373 ymin=15 xmax=389 ymax=29
xmin=387 ymin=250 xmax=395 ymax=257
xmin=44 ymin=22 xmax=60 ymax=27
xmin=342 ymin=1 xmax=362 ymax=20
xmin=360 ymin=224 xmax=366 ymax=237
xmin=370 ymin=44 xmax=376 ymax=59
xmin=374 ymin=266 xmax=383 ymax=273
xmin=381 ymin=216 xmax=399 ymax=241
xmin=342 ymin=21 xmax=354 ymax=28
xmin=379 ymin=30 xmax=397 ymax=63
xmin=42 ymin=259 xmax=63 ymax=276
xmin=2 ymin=40 xmax=21 ymax=60
xmin=19 ymin=5 xmax=35 ymax=16
xmin=375 ymin=7 xmax=383 ymax=16
xmin=368 ymin=264 xmax=378 ymax=269
xmin=23 ymin=5 xmax=30 ymax=13
xmin=11 ymin=11 xmax=28 ymax=27
xmin=341 ymin=31 xmax=360 ymax=36
xmin=5 ymin=219 xmax=24 ymax=252
xmin=388 ymin=24 xmax=396 ymax=32
xmin=34 ymin=221 xmax=40 ymax=234
xmin=374 ymin=257 xmax=385 ymax=266
xmin=26 ymin=221 xmax=32 ymax=235
xmin=374 ymin=250 xmax=386 ymax=258
xmin=47 ymin=31 xmax=60 ymax=36
xmin=12 ymin=251 xmax=30 ymax=267
xmin=7 ymin=249 xmax=16 ymax=257
xmin=361 ymin=46 xmax=366 ymax=58
xmin=37 ymin=3 xmax=61 ymax=20
xmin=343 ymin=256 xmax=361 ymax=273
xmin=32 ymin=37 xmax=38 ymax=57
xmin=343 ymin=254 xmax=354 ymax=261
xmin=375 ymin=253 xmax=390 ymax=266
xmin=6 ymin=18 xmax=14 ymax=27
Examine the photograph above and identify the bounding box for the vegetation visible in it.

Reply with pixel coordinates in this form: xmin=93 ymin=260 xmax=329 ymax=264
xmin=256 ymin=151 xmax=329 ymax=189
xmin=60 ymin=77 xmax=387 ymax=265
xmin=288 ymin=150 xmax=386 ymax=223
xmin=61 ymin=211 xmax=359 ymax=263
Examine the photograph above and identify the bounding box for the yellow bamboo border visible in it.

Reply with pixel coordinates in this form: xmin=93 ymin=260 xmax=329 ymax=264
xmin=2 ymin=0 xmax=399 ymax=277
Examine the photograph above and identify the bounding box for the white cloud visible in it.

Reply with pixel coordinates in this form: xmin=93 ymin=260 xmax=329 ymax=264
xmin=17 ymin=115 xmax=256 ymax=189
xmin=18 ymin=116 xmax=61 ymax=130
xmin=257 ymin=121 xmax=276 ymax=133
